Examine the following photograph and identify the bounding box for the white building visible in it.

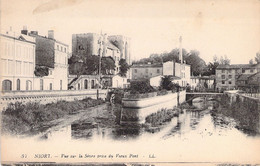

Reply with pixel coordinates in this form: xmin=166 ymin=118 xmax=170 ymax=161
xmin=150 ymin=75 xmax=163 ymax=87
xmin=112 ymin=75 xmax=128 ymax=88
xmin=163 ymin=61 xmax=191 ymax=87
xmin=0 ymin=31 xmax=36 ymax=91
xmin=29 ymin=30 xmax=68 ymax=91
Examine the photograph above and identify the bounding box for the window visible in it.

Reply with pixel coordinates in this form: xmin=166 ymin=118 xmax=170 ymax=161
xmin=16 ymin=61 xmax=21 ymax=75
xmin=157 ymin=69 xmax=160 ymax=73
xmin=222 ymin=75 xmax=225 ymax=79
xmin=222 ymin=70 xmax=225 ymax=73
xmin=61 ymin=46 xmax=63 ymax=52
xmin=57 ymin=45 xmax=59 ymax=50
xmin=78 ymin=83 xmax=80 ymax=90
xmin=2 ymin=80 xmax=12 ymax=91
xmin=242 ymin=69 xmax=245 ymax=73
xmin=64 ymin=48 xmax=66 ymax=53
xmin=91 ymin=80 xmax=95 ymax=89
xmin=228 ymin=75 xmax=232 ymax=79
xmin=40 ymin=79 xmax=43 ymax=90
xmin=49 ymin=70 xmax=52 ymax=75
xmin=222 ymin=81 xmax=225 ymax=84
xmin=229 ymin=81 xmax=232 ymax=85
xmin=145 ymin=69 xmax=148 ymax=73
xmin=60 ymin=80 xmax=62 ymax=90
xmin=50 ymin=83 xmax=52 ymax=90
xmin=17 ymin=79 xmax=20 ymax=91
xmin=84 ymin=80 xmax=88 ymax=89
xmin=134 ymin=69 xmax=137 ymax=73
xmin=250 ymin=69 xmax=254 ymax=73
xmin=228 ymin=70 xmax=232 ymax=73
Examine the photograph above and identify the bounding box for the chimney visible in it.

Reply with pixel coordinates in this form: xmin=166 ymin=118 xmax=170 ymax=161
xmin=48 ymin=30 xmax=54 ymax=39
xmin=21 ymin=26 xmax=28 ymax=35
xmin=179 ymin=36 xmax=183 ymax=64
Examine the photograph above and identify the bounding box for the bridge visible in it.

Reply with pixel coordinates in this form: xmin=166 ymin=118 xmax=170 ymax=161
xmin=186 ymin=92 xmax=223 ymax=104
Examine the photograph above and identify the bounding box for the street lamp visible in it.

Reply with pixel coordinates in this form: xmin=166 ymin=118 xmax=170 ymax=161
xmin=97 ymin=34 xmax=103 ymax=99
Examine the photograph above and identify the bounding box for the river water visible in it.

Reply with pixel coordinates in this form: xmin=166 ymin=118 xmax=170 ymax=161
xmin=2 ymin=99 xmax=260 ymax=163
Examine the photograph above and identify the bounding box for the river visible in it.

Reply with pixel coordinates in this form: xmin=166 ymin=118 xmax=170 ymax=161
xmin=1 ymin=99 xmax=260 ymax=163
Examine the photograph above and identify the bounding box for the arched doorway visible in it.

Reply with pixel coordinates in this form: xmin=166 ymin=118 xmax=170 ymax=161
xmin=26 ymin=80 xmax=32 ymax=90
xmin=2 ymin=80 xmax=12 ymax=91
xmin=17 ymin=79 xmax=20 ymax=91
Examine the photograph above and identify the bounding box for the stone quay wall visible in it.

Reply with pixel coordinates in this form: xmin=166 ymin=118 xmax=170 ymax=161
xmin=0 ymin=89 xmax=108 ymax=111
xmin=223 ymin=91 xmax=260 ymax=133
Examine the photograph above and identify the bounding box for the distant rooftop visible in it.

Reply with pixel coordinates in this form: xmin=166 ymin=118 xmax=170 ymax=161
xmin=131 ymin=63 xmax=163 ymax=68
xmin=217 ymin=64 xmax=260 ymax=69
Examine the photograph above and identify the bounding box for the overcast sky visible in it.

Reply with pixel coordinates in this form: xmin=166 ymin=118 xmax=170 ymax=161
xmin=1 ymin=0 xmax=259 ymax=64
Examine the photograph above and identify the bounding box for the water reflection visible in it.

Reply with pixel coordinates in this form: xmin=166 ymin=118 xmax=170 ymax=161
xmin=39 ymin=100 xmax=259 ymax=142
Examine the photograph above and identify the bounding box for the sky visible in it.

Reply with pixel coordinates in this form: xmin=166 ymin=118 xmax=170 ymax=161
xmin=1 ymin=0 xmax=259 ymax=64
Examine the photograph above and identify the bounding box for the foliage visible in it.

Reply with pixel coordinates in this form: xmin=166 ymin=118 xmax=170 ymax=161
xmin=185 ymin=50 xmax=207 ymax=76
xmin=69 ymin=55 xmax=115 ymax=75
xmin=160 ymin=76 xmax=180 ymax=91
xmin=34 ymin=65 xmax=49 ymax=77
xmin=133 ymin=48 xmax=189 ymax=64
xmin=1 ymin=98 xmax=105 ymax=135
xmin=129 ymin=80 xmax=155 ymax=94
xmin=101 ymin=57 xmax=116 ymax=75
xmin=255 ymin=52 xmax=260 ymax=64
xmin=249 ymin=59 xmax=254 ymax=65
xmin=219 ymin=55 xmax=231 ymax=65
xmin=119 ymin=59 xmax=129 ymax=77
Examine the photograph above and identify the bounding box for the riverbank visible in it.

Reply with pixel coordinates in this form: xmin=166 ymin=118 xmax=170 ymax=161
xmin=1 ymin=98 xmax=105 ymax=136
xmin=216 ymin=93 xmax=260 ymax=134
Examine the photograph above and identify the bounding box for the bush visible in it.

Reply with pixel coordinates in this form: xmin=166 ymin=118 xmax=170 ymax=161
xmin=160 ymin=76 xmax=180 ymax=91
xmin=129 ymin=80 xmax=155 ymax=94
xmin=1 ymin=97 xmax=105 ymax=135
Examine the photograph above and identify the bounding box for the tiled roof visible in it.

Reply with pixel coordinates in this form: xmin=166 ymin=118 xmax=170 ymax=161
xmin=106 ymin=42 xmax=119 ymax=50
xmin=131 ymin=63 xmax=163 ymax=68
xmin=217 ymin=64 xmax=259 ymax=69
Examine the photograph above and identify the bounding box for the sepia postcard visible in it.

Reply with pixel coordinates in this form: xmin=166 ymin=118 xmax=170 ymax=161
xmin=1 ymin=0 xmax=260 ymax=165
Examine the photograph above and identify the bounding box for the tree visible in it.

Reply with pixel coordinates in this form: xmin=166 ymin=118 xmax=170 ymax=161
xmin=249 ymin=59 xmax=254 ymax=65
xmin=255 ymin=52 xmax=260 ymax=64
xmin=34 ymin=65 xmax=49 ymax=77
xmin=160 ymin=76 xmax=179 ymax=91
xmin=119 ymin=59 xmax=129 ymax=77
xmin=68 ymin=55 xmax=115 ymax=75
xmin=133 ymin=48 xmax=188 ymax=64
xmin=219 ymin=55 xmax=231 ymax=65
xmin=185 ymin=50 xmax=207 ymax=76
xmin=101 ymin=57 xmax=116 ymax=75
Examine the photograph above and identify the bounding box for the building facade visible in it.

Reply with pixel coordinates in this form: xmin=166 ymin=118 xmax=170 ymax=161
xmin=216 ymin=64 xmax=260 ymax=90
xmin=68 ymin=75 xmax=99 ymax=90
xmin=0 ymin=31 xmax=36 ymax=91
xmin=72 ymin=33 xmax=131 ymax=76
xmin=131 ymin=63 xmax=163 ymax=80
xmin=163 ymin=61 xmax=191 ymax=87
xmin=29 ymin=30 xmax=68 ymax=91
xmin=190 ymin=76 xmax=215 ymax=91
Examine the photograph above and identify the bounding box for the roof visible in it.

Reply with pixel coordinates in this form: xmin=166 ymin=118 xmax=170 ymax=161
xmin=131 ymin=63 xmax=163 ymax=68
xmin=248 ymin=71 xmax=260 ymax=78
xmin=190 ymin=75 xmax=215 ymax=80
xmin=106 ymin=41 xmax=119 ymax=50
xmin=217 ymin=64 xmax=259 ymax=69
xmin=237 ymin=74 xmax=254 ymax=81
xmin=0 ymin=33 xmax=36 ymax=44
